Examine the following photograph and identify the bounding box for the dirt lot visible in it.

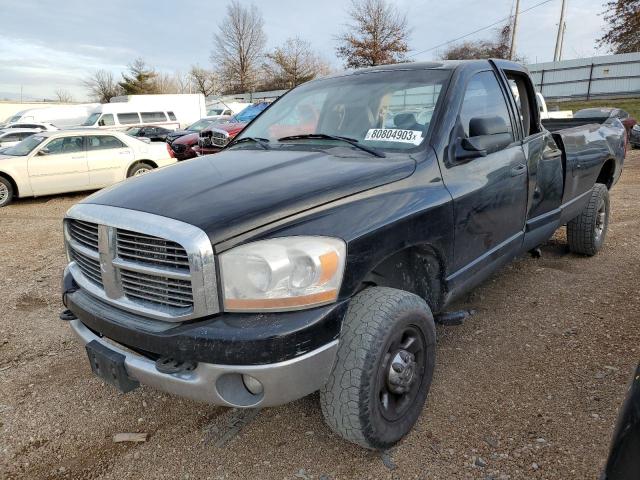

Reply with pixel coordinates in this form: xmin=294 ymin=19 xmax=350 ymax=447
xmin=1 ymin=150 xmax=639 ymax=480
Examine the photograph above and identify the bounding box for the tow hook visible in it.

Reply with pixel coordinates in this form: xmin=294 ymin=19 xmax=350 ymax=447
xmin=59 ymin=309 xmax=77 ymax=321
xmin=435 ymin=309 xmax=475 ymax=326
xmin=155 ymin=357 xmax=198 ymax=374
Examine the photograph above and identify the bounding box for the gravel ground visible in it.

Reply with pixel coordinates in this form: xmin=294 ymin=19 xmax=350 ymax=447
xmin=1 ymin=150 xmax=639 ymax=480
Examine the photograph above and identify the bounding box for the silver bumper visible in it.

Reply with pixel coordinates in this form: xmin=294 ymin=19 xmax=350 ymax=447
xmin=70 ymin=320 xmax=338 ymax=408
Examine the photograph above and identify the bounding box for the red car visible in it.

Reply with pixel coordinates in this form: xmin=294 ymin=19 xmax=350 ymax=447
xmin=195 ymin=102 xmax=270 ymax=156
xmin=167 ymin=131 xmax=199 ymax=161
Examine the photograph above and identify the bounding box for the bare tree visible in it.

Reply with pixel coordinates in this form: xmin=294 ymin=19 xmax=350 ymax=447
xmin=598 ymin=0 xmax=640 ymax=54
xmin=211 ymin=0 xmax=266 ymax=93
xmin=54 ymin=88 xmax=73 ymax=103
xmin=336 ymin=0 xmax=410 ymax=68
xmin=438 ymin=24 xmax=521 ymax=61
xmin=83 ymin=70 xmax=123 ymax=103
xmin=262 ymin=38 xmax=331 ymax=90
xmin=154 ymin=72 xmax=180 ymax=94
xmin=173 ymin=71 xmax=193 ymax=94
xmin=189 ymin=66 xmax=219 ymax=97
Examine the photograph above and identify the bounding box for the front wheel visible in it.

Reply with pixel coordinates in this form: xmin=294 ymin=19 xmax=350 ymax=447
xmin=127 ymin=162 xmax=154 ymax=178
xmin=567 ymin=183 xmax=610 ymax=256
xmin=320 ymin=287 xmax=436 ymax=449
xmin=0 ymin=176 xmax=14 ymax=207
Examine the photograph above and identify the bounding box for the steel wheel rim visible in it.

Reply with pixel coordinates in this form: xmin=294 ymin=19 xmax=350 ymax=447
xmin=378 ymin=325 xmax=426 ymax=422
xmin=595 ymin=200 xmax=606 ymax=241
xmin=0 ymin=182 xmax=8 ymax=204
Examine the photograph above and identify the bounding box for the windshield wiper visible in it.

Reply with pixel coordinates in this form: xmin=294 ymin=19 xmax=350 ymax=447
xmin=277 ymin=134 xmax=386 ymax=158
xmin=227 ymin=136 xmax=271 ymax=150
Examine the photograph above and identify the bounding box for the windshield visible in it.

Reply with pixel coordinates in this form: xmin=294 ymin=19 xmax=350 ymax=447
xmin=236 ymin=69 xmax=450 ymax=152
xmin=8 ymin=114 xmax=23 ymax=123
xmin=231 ymin=103 xmax=269 ymax=123
xmin=82 ymin=113 xmax=101 ymax=126
xmin=207 ymin=108 xmax=224 ymax=116
xmin=2 ymin=135 xmax=47 ymax=156
xmin=574 ymin=108 xmax=612 ymax=118
xmin=187 ymin=119 xmax=214 ymax=131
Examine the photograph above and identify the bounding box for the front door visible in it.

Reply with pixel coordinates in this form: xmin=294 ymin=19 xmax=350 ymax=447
xmin=28 ymin=135 xmax=89 ymax=195
xmin=440 ymin=70 xmax=528 ymax=280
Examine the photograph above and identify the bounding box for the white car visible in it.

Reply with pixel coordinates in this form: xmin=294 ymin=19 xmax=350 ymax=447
xmin=0 ymin=129 xmax=41 ymax=149
xmin=0 ymin=129 xmax=176 ymax=207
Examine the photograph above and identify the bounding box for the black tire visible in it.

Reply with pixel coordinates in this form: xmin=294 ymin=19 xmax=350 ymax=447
xmin=320 ymin=287 xmax=436 ymax=449
xmin=567 ymin=183 xmax=610 ymax=256
xmin=127 ymin=162 xmax=154 ymax=178
xmin=0 ymin=176 xmax=14 ymax=208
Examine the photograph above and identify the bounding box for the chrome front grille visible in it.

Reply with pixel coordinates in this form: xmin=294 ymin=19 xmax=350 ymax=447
xmin=69 ymin=248 xmax=103 ymax=287
xmin=210 ymin=131 xmax=228 ymax=147
xmin=64 ymin=204 xmax=219 ymax=322
xmin=68 ymin=219 xmax=99 ymax=251
xmin=121 ymin=269 xmax=193 ymax=308
xmin=117 ymin=229 xmax=190 ymax=270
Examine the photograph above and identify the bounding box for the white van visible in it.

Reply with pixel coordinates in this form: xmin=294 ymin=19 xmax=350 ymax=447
xmin=80 ymin=104 xmax=181 ymax=130
xmin=206 ymin=102 xmax=251 ymax=117
xmin=6 ymin=104 xmax=99 ymax=128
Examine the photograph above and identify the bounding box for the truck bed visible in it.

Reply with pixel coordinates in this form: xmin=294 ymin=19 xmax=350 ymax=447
xmin=541 ymin=117 xmax=610 ymax=133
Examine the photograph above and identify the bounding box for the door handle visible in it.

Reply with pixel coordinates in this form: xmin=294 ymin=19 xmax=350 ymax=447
xmin=71 ymin=156 xmax=84 ymax=159
xmin=543 ymin=148 xmax=562 ymax=160
xmin=511 ymin=164 xmax=526 ymax=176
xmin=119 ymin=150 xmax=131 ymax=155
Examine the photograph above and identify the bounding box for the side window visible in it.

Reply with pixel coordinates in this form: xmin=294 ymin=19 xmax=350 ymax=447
xmin=141 ymin=112 xmax=168 ymax=123
xmin=18 ymin=132 xmax=34 ymax=140
xmin=2 ymin=133 xmax=21 ymax=141
xmin=98 ymin=114 xmax=115 ymax=126
xmin=167 ymin=111 xmax=177 ymax=121
xmin=117 ymin=113 xmax=140 ymax=125
xmin=505 ymin=71 xmax=540 ymax=136
xmin=87 ymin=135 xmax=126 ymax=150
xmin=44 ymin=136 xmax=84 ymax=154
xmin=459 ymin=71 xmax=514 ymax=140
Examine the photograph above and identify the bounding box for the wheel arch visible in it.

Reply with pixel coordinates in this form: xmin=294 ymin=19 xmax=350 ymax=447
xmin=597 ymin=158 xmax=616 ymax=189
xmin=359 ymin=243 xmax=448 ymax=314
xmin=0 ymin=171 xmax=19 ymax=197
xmin=127 ymin=159 xmax=157 ymax=176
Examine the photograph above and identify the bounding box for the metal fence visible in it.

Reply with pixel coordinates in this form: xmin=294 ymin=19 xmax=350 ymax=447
xmin=527 ymin=52 xmax=640 ymax=101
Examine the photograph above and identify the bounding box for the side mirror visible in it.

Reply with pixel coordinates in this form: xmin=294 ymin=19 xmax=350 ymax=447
xmin=455 ymin=116 xmax=513 ymax=161
xmin=38 ymin=147 xmax=50 ymax=156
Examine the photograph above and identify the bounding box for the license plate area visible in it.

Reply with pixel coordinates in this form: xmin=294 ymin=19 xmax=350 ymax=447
xmin=85 ymin=340 xmax=139 ymax=393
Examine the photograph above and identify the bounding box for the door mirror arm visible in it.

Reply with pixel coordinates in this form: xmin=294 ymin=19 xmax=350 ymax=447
xmin=455 ymin=137 xmax=487 ymax=161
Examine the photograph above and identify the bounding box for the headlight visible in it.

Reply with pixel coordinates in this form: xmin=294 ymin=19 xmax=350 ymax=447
xmin=219 ymin=236 xmax=346 ymax=312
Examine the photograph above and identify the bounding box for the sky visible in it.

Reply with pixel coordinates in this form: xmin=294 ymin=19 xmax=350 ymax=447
xmin=0 ymin=0 xmax=610 ymax=101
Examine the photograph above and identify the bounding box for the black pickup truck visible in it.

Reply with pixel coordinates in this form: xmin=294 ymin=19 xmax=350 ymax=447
xmin=61 ymin=59 xmax=626 ymax=450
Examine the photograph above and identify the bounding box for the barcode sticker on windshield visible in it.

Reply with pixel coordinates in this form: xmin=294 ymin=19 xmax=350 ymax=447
xmin=364 ymin=129 xmax=423 ymax=145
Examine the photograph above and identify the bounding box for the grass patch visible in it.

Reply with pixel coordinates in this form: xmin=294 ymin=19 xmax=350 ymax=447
xmin=548 ymin=97 xmax=640 ymax=120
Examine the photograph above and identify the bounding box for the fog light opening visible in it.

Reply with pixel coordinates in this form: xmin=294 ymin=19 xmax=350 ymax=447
xmin=242 ymin=374 xmax=264 ymax=395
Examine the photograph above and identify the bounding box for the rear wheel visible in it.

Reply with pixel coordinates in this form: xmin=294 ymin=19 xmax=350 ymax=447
xmin=0 ymin=177 xmax=14 ymax=207
xmin=567 ymin=183 xmax=609 ymax=256
xmin=320 ymin=287 xmax=436 ymax=449
xmin=127 ymin=162 xmax=153 ymax=178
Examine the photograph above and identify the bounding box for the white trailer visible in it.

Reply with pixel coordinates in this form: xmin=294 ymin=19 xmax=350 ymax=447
xmin=5 ymin=104 xmax=99 ymax=128
xmin=109 ymin=94 xmax=206 ymax=127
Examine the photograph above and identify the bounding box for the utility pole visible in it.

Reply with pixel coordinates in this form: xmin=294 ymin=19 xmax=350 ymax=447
xmin=509 ymin=0 xmax=520 ymax=60
xmin=558 ymin=20 xmax=567 ymax=61
xmin=553 ymin=0 xmax=567 ymax=61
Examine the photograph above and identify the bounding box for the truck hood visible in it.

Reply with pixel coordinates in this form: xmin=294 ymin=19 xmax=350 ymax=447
xmin=83 ymin=148 xmax=416 ymax=243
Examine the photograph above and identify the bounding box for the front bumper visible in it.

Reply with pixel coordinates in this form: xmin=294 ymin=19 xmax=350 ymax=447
xmin=70 ymin=319 xmax=338 ymax=407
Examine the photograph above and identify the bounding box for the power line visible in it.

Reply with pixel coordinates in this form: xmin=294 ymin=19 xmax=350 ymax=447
xmin=407 ymin=0 xmax=557 ymax=59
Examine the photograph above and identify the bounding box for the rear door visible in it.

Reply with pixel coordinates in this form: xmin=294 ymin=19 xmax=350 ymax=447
xmin=440 ymin=70 xmax=528 ymax=281
xmin=28 ymin=135 xmax=89 ymax=195
xmin=86 ymin=135 xmax=134 ymax=187
xmin=499 ymin=68 xmax=565 ymax=250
